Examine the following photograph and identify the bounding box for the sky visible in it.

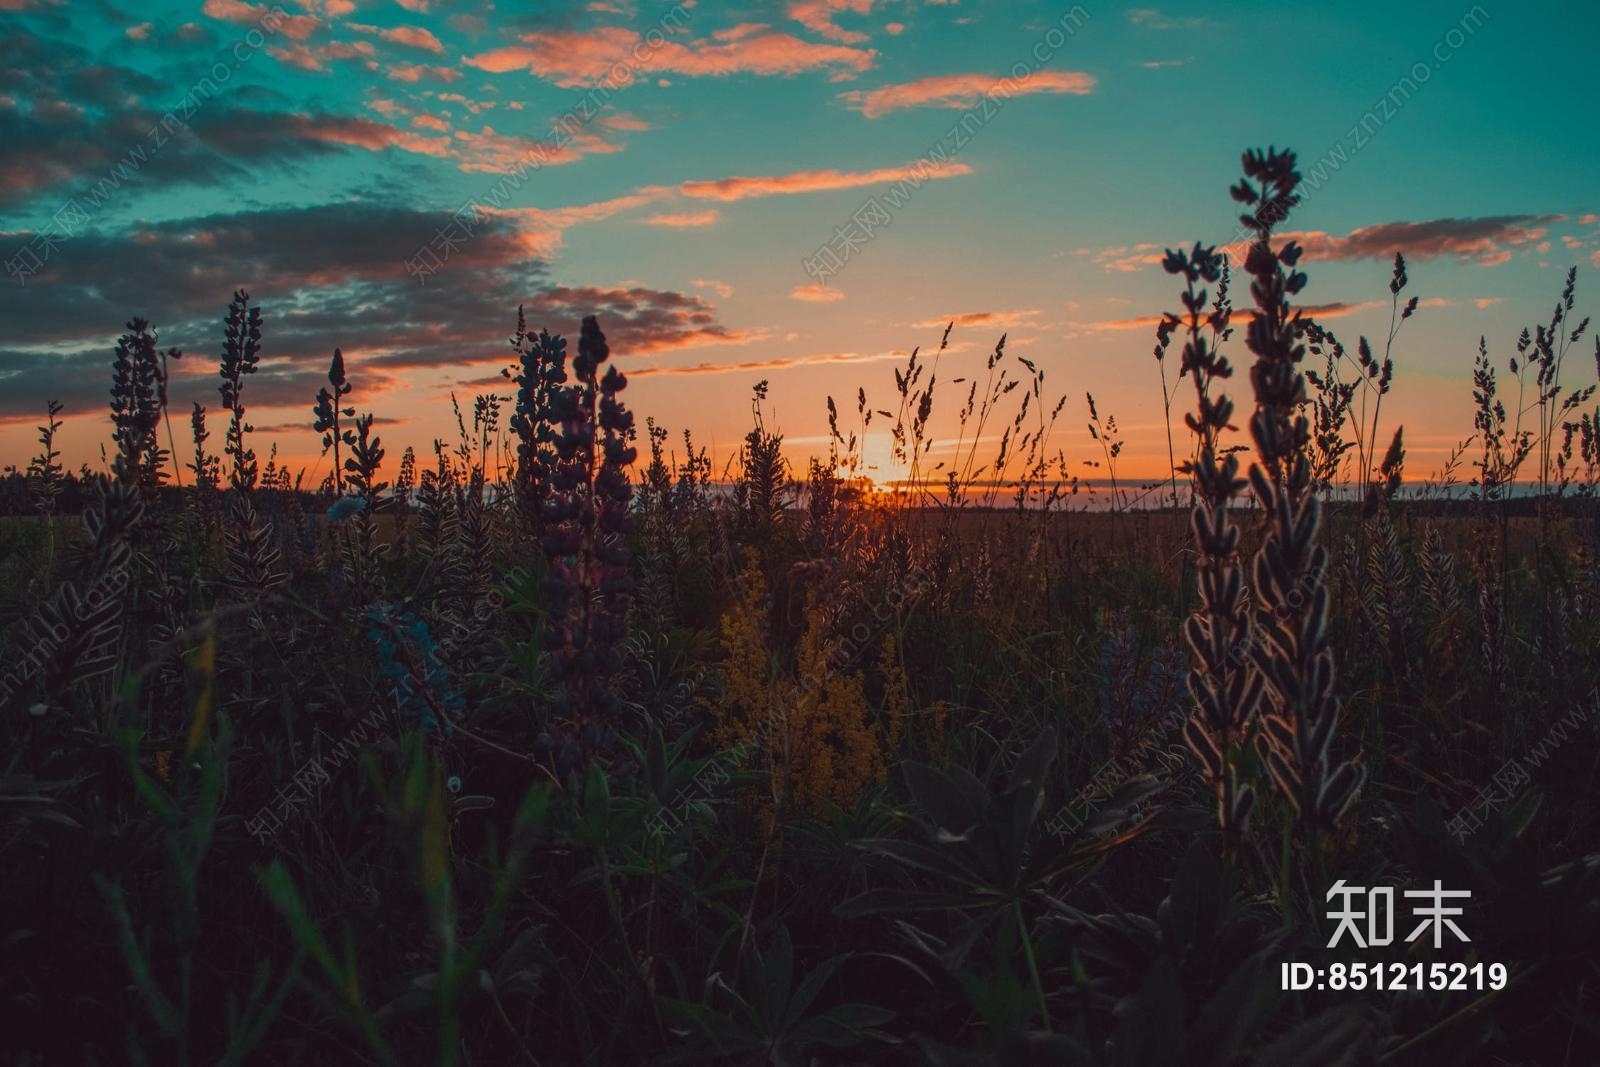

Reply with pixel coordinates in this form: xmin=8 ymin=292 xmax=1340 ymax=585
xmin=1 ymin=0 xmax=1597 ymax=491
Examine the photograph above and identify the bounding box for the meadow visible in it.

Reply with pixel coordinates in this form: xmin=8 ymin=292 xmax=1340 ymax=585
xmin=2 ymin=149 xmax=1598 ymax=1065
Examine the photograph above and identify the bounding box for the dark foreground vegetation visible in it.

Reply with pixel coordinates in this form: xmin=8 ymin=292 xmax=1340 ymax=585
xmin=3 ymin=150 xmax=1599 ymax=1065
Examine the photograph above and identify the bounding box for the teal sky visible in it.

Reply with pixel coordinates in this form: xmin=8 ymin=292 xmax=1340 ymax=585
xmin=2 ymin=0 xmax=1596 ymax=484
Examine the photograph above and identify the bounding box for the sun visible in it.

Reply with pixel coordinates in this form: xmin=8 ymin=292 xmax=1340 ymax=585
xmin=857 ymin=433 xmax=914 ymax=494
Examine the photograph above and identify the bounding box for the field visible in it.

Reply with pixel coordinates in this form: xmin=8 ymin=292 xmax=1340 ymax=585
xmin=3 ymin=150 xmax=1600 ymax=1066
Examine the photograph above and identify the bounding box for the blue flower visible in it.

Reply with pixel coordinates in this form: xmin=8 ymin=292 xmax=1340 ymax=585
xmin=327 ymin=495 xmax=365 ymax=523
xmin=364 ymin=602 xmax=461 ymax=734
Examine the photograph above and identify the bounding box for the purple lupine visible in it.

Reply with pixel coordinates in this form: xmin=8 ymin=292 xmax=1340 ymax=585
xmin=538 ymin=316 xmax=637 ymax=769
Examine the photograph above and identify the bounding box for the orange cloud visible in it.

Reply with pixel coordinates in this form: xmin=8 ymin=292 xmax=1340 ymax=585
xmin=692 ymin=278 xmax=734 ymax=298
xmin=268 ymin=39 xmax=376 ymax=72
xmin=202 ymin=0 xmax=318 ymax=40
xmin=645 ymin=210 xmax=721 ymax=228
xmin=388 ymin=63 xmax=462 ymax=83
xmin=288 ymin=113 xmax=453 ymax=157
xmin=387 ymin=25 xmax=444 ymax=52
xmin=1092 ymin=243 xmax=1165 ymax=273
xmin=630 ymin=349 xmax=907 ymax=377
xmin=489 ymin=193 xmax=668 ymax=257
xmin=911 ymin=309 xmax=1039 ymax=329
xmin=841 ymin=70 xmax=1095 ymax=118
xmin=598 ymin=111 xmax=653 ymax=131
xmin=451 ymin=125 xmax=622 ymax=173
xmin=792 ymin=283 xmax=845 ymax=302
xmin=678 ymin=161 xmax=972 ymax=201
xmin=465 ymin=26 xmax=874 ymax=87
xmin=353 ymin=23 xmax=446 ymax=53
xmin=787 ymin=0 xmax=874 ymax=43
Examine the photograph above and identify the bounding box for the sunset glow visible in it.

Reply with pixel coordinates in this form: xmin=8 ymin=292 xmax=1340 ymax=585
xmin=2 ymin=1 xmax=1595 ymax=485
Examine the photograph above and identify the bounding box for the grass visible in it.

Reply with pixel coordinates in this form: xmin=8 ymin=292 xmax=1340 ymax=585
xmin=1 ymin=148 xmax=1599 ymax=1065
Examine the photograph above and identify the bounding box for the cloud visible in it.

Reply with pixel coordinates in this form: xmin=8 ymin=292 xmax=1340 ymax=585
xmin=628 ymin=349 xmax=908 ymax=378
xmin=678 ymin=160 xmax=973 ymax=201
xmin=792 ymin=283 xmax=844 ymax=302
xmin=1092 ymin=243 xmax=1165 ymax=273
xmin=267 ymin=39 xmax=377 ymax=72
xmin=644 ymin=209 xmax=720 ymax=228
xmin=464 ymin=25 xmax=875 ymax=87
xmin=0 ymin=34 xmax=518 ymax=210
xmin=1474 ymin=297 xmax=1503 ymax=309
xmin=1127 ymin=8 xmax=1210 ymax=30
xmin=1138 ymin=57 xmax=1191 ymax=69
xmin=911 ymin=309 xmax=1039 ymax=329
xmin=692 ymin=278 xmax=734 ymax=298
xmin=450 ymin=124 xmax=622 ymax=173
xmin=388 ymin=62 xmax=463 ymax=83
xmin=787 ymin=0 xmax=874 ymax=44
xmin=0 ymin=203 xmax=747 ymax=418
xmin=374 ymin=25 xmax=446 ymax=53
xmin=1287 ymin=215 xmax=1563 ymax=266
xmin=840 ymin=70 xmax=1094 ymax=118
xmin=298 ymin=0 xmax=356 ymax=15
xmin=201 ymin=0 xmax=319 ymax=40
xmin=597 ymin=110 xmax=653 ymax=131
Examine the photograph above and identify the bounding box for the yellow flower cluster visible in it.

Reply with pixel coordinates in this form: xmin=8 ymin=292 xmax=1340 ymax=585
xmin=712 ymin=554 xmax=887 ymax=818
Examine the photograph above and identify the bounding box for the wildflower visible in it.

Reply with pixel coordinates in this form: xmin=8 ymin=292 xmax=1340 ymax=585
xmin=538 ymin=317 xmax=637 ymax=762
xmin=712 ymin=555 xmax=886 ymax=819
xmin=326 ymin=495 xmax=364 ymax=524
xmin=365 ymin=602 xmax=461 ymax=733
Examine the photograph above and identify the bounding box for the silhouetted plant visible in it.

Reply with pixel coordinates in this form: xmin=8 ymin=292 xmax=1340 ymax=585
xmin=311 ymin=348 xmax=353 ymax=495
xmin=187 ymin=403 xmax=219 ymax=494
xmin=339 ymin=411 xmax=387 ymax=587
xmin=26 ymin=400 xmax=64 ymax=521
xmin=218 ymin=290 xmax=261 ymax=495
xmin=1231 ymin=147 xmax=1363 ymax=842
xmin=1160 ymin=237 xmax=1259 ymax=844
xmin=540 ymin=316 xmax=637 ymax=767
xmin=215 ymin=291 xmax=282 ymax=594
xmin=109 ymin=317 xmax=177 ymax=500
xmin=505 ymin=305 xmax=567 ymax=536
xmin=733 ymin=380 xmax=789 ymax=543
